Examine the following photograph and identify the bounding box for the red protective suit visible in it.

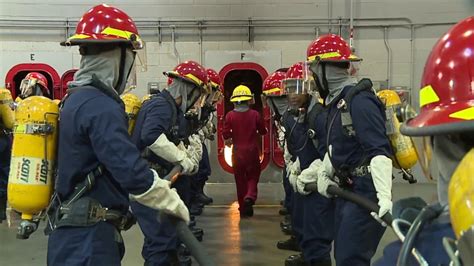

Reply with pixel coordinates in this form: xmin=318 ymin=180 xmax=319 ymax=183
xmin=223 ymin=108 xmax=267 ymax=213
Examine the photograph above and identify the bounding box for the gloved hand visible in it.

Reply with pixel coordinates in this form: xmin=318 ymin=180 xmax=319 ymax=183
xmin=277 ymin=126 xmax=286 ymax=149
xmin=317 ymin=152 xmax=337 ymax=198
xmin=369 ymin=155 xmax=393 ymax=226
xmin=130 ymin=169 xmax=190 ymax=224
xmin=288 ymin=158 xmax=300 ymax=191
xmin=296 ymin=159 xmax=321 ymax=195
xmin=149 ymin=134 xmax=196 ymax=175
xmin=283 ymin=142 xmax=292 ymax=170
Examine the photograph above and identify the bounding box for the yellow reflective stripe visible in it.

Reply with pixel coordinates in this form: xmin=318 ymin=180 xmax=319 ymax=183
xmin=14 ymin=124 xmax=26 ymax=134
xmin=101 ymin=26 xmax=141 ymax=42
xmin=419 ymin=85 xmax=440 ymax=107
xmin=210 ymin=81 xmax=219 ymax=88
xmin=449 ymin=106 xmax=474 ymax=120
xmin=349 ymin=54 xmax=359 ymax=59
xmin=307 ymin=51 xmax=341 ymax=61
xmin=69 ymin=34 xmax=90 ymax=39
xmin=185 ymin=73 xmax=203 ymax=86
xmin=263 ymin=88 xmax=281 ymax=95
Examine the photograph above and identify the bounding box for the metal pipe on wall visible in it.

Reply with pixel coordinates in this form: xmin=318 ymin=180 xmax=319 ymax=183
xmin=383 ymin=27 xmax=392 ymax=89
xmin=349 ymin=0 xmax=354 ymax=49
xmin=328 ymin=0 xmax=333 ymax=33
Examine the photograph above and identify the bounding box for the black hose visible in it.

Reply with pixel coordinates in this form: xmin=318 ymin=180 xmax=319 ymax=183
xmin=396 ymin=204 xmax=443 ymax=266
xmin=305 ymin=183 xmax=393 ymax=225
xmin=161 ymin=166 xmax=216 ymax=266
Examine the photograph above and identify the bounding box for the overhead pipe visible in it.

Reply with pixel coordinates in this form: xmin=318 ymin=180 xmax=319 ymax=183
xmin=349 ymin=0 xmax=354 ymax=50
xmin=383 ymin=27 xmax=392 ymax=89
xmin=328 ymin=0 xmax=333 ymax=33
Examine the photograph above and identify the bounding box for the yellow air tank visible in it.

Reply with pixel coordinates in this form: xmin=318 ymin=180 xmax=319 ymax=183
xmin=52 ymin=99 xmax=61 ymax=105
xmin=377 ymin=89 xmax=418 ymax=170
xmin=121 ymin=93 xmax=142 ymax=134
xmin=7 ymin=96 xmax=59 ymax=238
xmin=0 ymin=88 xmax=15 ymax=129
xmin=142 ymin=94 xmax=152 ymax=103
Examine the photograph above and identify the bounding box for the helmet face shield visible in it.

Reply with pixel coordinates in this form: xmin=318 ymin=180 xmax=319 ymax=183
xmin=282 ymin=78 xmax=316 ymax=95
xmin=20 ymin=78 xmax=38 ymax=98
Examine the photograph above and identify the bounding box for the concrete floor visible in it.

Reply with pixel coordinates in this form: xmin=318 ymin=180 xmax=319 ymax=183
xmin=0 ymin=182 xmax=438 ymax=266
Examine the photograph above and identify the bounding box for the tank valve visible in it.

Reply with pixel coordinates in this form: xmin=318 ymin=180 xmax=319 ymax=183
xmin=16 ymin=220 xmax=39 ymax=239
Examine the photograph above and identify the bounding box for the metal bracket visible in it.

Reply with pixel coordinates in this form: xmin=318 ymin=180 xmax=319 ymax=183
xmin=158 ymin=20 xmax=162 ymax=44
xmin=247 ymin=18 xmax=253 ymax=43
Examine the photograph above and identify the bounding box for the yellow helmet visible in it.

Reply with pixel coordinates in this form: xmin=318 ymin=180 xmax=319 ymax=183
xmin=230 ymin=85 xmax=253 ymax=103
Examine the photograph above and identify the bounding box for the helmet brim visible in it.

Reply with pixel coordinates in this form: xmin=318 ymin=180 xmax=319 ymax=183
xmin=400 ymin=101 xmax=474 ymax=136
xmin=230 ymin=96 xmax=253 ymax=102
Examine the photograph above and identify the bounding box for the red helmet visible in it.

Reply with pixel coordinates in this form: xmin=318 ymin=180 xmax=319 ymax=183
xmin=307 ymin=34 xmax=360 ymax=63
xmin=62 ymin=4 xmax=143 ymax=49
xmin=20 ymin=72 xmax=50 ymax=97
xmin=401 ymin=16 xmax=474 ymax=136
xmin=263 ymin=71 xmax=286 ymax=97
xmin=165 ymin=60 xmax=208 ymax=90
xmin=24 ymin=72 xmax=48 ymax=89
xmin=206 ymin=68 xmax=221 ymax=89
xmin=282 ymin=62 xmax=316 ymax=95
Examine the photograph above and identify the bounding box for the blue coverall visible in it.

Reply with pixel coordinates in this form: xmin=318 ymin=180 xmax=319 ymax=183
xmin=130 ymin=90 xmax=189 ymax=266
xmin=326 ymin=86 xmax=392 ymax=266
xmin=47 ymin=86 xmax=154 ymax=266
xmin=282 ymin=104 xmax=335 ymax=264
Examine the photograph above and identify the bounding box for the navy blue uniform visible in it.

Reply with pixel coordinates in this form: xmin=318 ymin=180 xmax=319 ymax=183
xmin=130 ymin=90 xmax=187 ymax=266
xmin=0 ymin=132 xmax=11 ymax=199
xmin=283 ymin=105 xmax=335 ymax=264
xmin=190 ymin=143 xmax=211 ymax=203
xmin=326 ymin=86 xmax=392 ymax=266
xmin=374 ymin=218 xmax=454 ymax=266
xmin=48 ymin=86 xmax=154 ymax=265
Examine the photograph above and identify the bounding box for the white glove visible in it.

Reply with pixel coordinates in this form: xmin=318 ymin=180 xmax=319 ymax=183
xmin=277 ymin=125 xmax=286 ymax=149
xmin=288 ymin=158 xmax=300 ymax=191
xmin=283 ymin=142 xmax=292 ymax=169
xmin=189 ymin=134 xmax=203 ymax=162
xmin=296 ymin=159 xmax=322 ymax=195
xmin=149 ymin=134 xmax=195 ymax=175
xmin=317 ymin=152 xmax=337 ymax=198
xmin=130 ymin=169 xmax=190 ymax=224
xmin=370 ymin=155 xmax=393 ymax=226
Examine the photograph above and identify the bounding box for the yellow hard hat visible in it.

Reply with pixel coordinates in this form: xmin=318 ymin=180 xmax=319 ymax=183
xmin=230 ymin=85 xmax=253 ymax=102
xmin=377 ymin=89 xmax=402 ymax=106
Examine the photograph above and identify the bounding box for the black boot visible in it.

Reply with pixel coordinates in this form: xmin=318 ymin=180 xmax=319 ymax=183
xmin=285 ymin=253 xmax=308 ymax=266
xmin=0 ymin=195 xmax=6 ymax=223
xmin=243 ymin=198 xmax=254 ymax=217
xmin=189 ymin=203 xmax=203 ymax=216
xmin=281 ymin=223 xmax=294 ymax=235
xmin=279 ymin=207 xmax=289 ymax=216
xmin=280 ymin=215 xmax=291 ymax=229
xmin=277 ymin=236 xmax=301 ymax=251
xmin=195 ymin=193 xmax=213 ymax=205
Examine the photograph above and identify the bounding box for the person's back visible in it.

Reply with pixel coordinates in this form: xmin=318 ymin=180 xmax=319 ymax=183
xmin=222 ymin=85 xmax=267 ymax=217
xmin=224 ymin=108 xmax=265 ymax=151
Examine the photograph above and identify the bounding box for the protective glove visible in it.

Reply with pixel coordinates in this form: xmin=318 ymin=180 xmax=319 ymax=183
xmin=317 ymin=152 xmax=337 ymax=198
xmin=296 ymin=159 xmax=322 ymax=195
xmin=369 ymin=155 xmax=393 ymax=226
xmin=189 ymin=134 xmax=203 ymax=162
xmin=283 ymin=142 xmax=292 ymax=171
xmin=149 ymin=134 xmax=196 ymax=175
xmin=130 ymin=169 xmax=190 ymax=224
xmin=288 ymin=158 xmax=300 ymax=191
xmin=277 ymin=126 xmax=286 ymax=149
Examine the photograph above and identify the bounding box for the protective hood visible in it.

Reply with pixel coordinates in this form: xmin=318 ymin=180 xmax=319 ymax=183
xmin=267 ymin=96 xmax=288 ymax=118
xmin=433 ymin=135 xmax=471 ymax=213
xmin=312 ymin=63 xmax=358 ymax=105
xmin=167 ymin=78 xmax=200 ymax=114
xmin=69 ymin=47 xmax=135 ymax=95
xmin=233 ymin=102 xmax=250 ymax=112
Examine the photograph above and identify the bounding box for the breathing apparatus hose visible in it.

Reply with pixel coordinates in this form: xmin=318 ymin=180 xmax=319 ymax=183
xmin=305 ymin=183 xmax=393 ymax=225
xmin=396 ymin=203 xmax=443 ymax=266
xmin=161 ymin=166 xmax=216 ymax=266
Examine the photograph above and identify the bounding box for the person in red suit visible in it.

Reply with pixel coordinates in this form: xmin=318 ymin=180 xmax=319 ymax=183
xmin=223 ymin=85 xmax=267 ymax=217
